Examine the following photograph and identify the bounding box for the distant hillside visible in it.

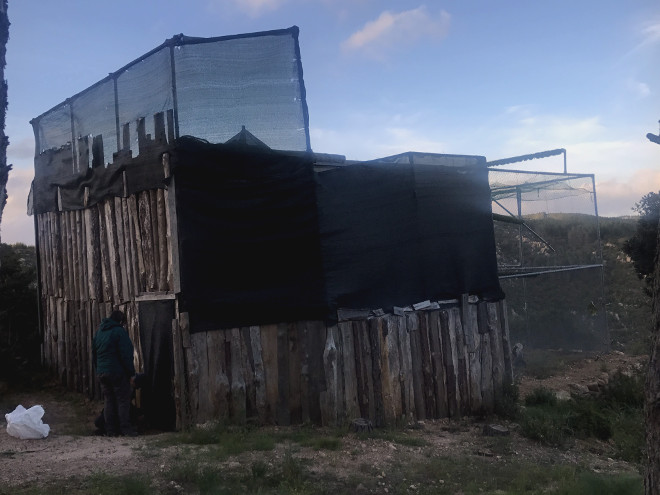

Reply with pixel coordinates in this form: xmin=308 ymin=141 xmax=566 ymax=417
xmin=495 ymin=214 xmax=650 ymax=353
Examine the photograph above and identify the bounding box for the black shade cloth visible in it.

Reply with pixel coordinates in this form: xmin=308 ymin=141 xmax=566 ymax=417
xmin=171 ymin=138 xmax=327 ymax=332
xmin=171 ymin=138 xmax=503 ymax=333
xmin=138 ymin=299 xmax=176 ymax=431
xmin=316 ymin=162 xmax=503 ymax=311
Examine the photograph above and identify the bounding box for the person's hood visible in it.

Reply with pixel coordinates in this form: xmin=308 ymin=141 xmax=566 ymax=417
xmin=99 ymin=317 xmax=122 ymax=332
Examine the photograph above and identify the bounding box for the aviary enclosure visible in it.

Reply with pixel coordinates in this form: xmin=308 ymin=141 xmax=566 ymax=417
xmin=30 ymin=27 xmax=514 ymax=430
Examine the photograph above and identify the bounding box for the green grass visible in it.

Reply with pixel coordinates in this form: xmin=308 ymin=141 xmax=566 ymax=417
xmin=518 ymin=369 xmax=645 ymax=463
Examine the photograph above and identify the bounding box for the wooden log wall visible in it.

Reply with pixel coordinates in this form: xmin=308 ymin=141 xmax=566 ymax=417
xmin=36 ymin=187 xmax=173 ymax=398
xmin=176 ymin=299 xmax=514 ymax=428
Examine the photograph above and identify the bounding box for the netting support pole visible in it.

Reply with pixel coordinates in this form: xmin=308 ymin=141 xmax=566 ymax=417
xmin=169 ymin=44 xmax=180 ymax=140
xmin=114 ymin=76 xmax=121 ymax=153
xmin=68 ymin=99 xmax=77 ymax=174
xmin=591 ymin=174 xmax=609 ymax=350
xmin=516 ymin=186 xmax=531 ymax=345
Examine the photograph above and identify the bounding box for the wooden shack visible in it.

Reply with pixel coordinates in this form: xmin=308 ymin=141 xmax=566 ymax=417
xmin=29 ymin=28 xmax=512 ymax=430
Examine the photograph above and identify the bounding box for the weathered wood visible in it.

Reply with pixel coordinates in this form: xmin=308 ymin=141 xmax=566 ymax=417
xmin=137 ymin=191 xmax=155 ymax=291
xmin=56 ymin=298 xmax=66 ymax=383
xmin=297 ymin=322 xmax=311 ymax=423
xmin=149 ymin=190 xmax=160 ymax=290
xmin=428 ymin=311 xmax=448 ymax=418
xmin=321 ymin=325 xmax=339 ymax=426
xmin=487 ymin=303 xmax=505 ymax=407
xmin=305 ymin=320 xmax=326 ymax=425
xmin=128 ymin=195 xmax=146 ymax=293
xmin=339 ymin=321 xmax=360 ymax=421
xmin=498 ymin=300 xmax=514 ymax=385
xmin=171 ymin=318 xmax=185 ymax=429
xmin=384 ymin=315 xmax=403 ymax=423
xmin=83 ymin=207 xmax=101 ymax=300
xmin=260 ymin=324 xmax=278 ymax=423
xmin=353 ymin=319 xmax=375 ymax=421
xmin=479 ymin=303 xmax=495 ymax=411
xmin=97 ymin=206 xmax=112 ymax=301
xmin=449 ymin=307 xmax=469 ymax=416
xmin=277 ymin=323 xmax=291 ymax=426
xmin=156 ymin=189 xmax=169 ymax=291
xmin=463 ymin=297 xmax=482 ymax=412
xmin=441 ymin=310 xmax=460 ymax=418
xmin=406 ymin=312 xmax=426 ymax=420
xmin=190 ymin=331 xmax=210 ymax=422
xmin=179 ymin=313 xmax=198 ymax=421
xmin=287 ymin=323 xmax=303 ymax=424
xmin=162 ymin=160 xmax=181 ymax=293
xmin=248 ymin=326 xmax=267 ymax=424
xmin=396 ymin=314 xmax=414 ymax=420
xmin=120 ymin=198 xmax=137 ymax=299
xmin=368 ymin=317 xmax=385 ymax=427
xmin=113 ymin=197 xmax=130 ymax=302
xmin=102 ymin=201 xmax=120 ymax=303
xmin=206 ymin=329 xmax=229 ymax=420
xmin=229 ymin=328 xmax=247 ymax=423
xmin=61 ymin=212 xmax=71 ymax=300
xmin=239 ymin=327 xmax=256 ymax=421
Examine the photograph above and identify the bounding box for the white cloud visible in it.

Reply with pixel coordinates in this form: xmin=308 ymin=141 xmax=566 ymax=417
xmin=208 ymin=0 xmax=288 ymax=17
xmin=639 ymin=19 xmax=660 ymax=49
xmin=626 ymin=78 xmax=651 ymax=98
xmin=596 ymin=169 xmax=660 ymax=216
xmin=342 ymin=6 xmax=450 ymax=59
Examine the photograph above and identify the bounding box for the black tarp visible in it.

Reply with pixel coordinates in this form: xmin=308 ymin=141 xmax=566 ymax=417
xmin=316 ymin=162 xmax=503 ymax=311
xmin=171 ymin=138 xmax=327 ymax=332
xmin=171 ymin=138 xmax=503 ymax=332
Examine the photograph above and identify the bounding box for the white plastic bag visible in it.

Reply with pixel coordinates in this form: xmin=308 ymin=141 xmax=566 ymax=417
xmin=5 ymin=405 xmax=50 ymax=439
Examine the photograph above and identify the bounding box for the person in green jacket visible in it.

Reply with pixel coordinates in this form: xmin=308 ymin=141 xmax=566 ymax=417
xmin=92 ymin=310 xmax=137 ymax=436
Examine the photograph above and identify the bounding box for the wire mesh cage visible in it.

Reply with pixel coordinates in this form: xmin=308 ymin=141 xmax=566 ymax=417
xmin=489 ymin=168 xmax=607 ymax=352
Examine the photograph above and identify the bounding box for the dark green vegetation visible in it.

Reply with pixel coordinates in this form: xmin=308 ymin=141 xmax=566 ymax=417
xmin=0 ymin=243 xmax=40 ymax=384
xmin=519 ymin=369 xmax=645 ymax=463
xmin=623 ymin=191 xmax=660 ymax=294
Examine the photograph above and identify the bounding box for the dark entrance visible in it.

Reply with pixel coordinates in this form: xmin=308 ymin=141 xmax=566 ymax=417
xmin=138 ymin=299 xmax=176 ymax=431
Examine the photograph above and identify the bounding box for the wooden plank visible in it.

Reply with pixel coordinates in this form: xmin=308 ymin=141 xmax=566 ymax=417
xmin=229 ymin=328 xmax=247 ymax=424
xmin=102 ymin=201 xmax=120 ymax=304
xmin=406 ymin=312 xmax=426 ymax=420
xmin=65 ymin=212 xmax=76 ymax=302
xmin=339 ymin=321 xmax=359 ymax=421
xmin=498 ymin=300 xmax=514 ymax=386
xmin=418 ymin=312 xmax=437 ymax=418
xmin=287 ymin=322 xmax=302 ymax=424
xmin=156 ymin=189 xmax=169 ymax=291
xmin=163 ymin=162 xmax=181 ymax=293
xmin=321 ymin=325 xmax=339 ymax=426
xmin=97 ymin=205 xmax=112 ymax=302
xmin=439 ymin=310 xmax=459 ymax=418
xmin=171 ymin=318 xmax=185 ymax=429
xmin=463 ymin=297 xmax=482 ymax=413
xmin=137 ymin=191 xmax=155 ymax=291
xmin=113 ymin=197 xmax=130 ymax=302
xmin=190 ymin=331 xmax=209 ymax=423
xmin=239 ymin=327 xmax=256 ymax=421
xmin=368 ymin=317 xmax=385 ymax=427
xmin=57 ymin=298 xmax=66 ymax=384
xmin=297 ymin=322 xmax=310 ymax=423
xmin=428 ymin=311 xmax=448 ymax=418
xmin=395 ymin=314 xmax=414 ymax=421
xmin=479 ymin=303 xmax=495 ymax=412
xmin=128 ymin=195 xmax=146 ymax=293
xmin=384 ymin=315 xmax=403 ymax=424
xmin=84 ymin=207 xmax=102 ymax=300
xmin=60 ymin=212 xmax=70 ymax=300
xmin=120 ymin=198 xmax=137 ymax=298
xmin=450 ymin=307 xmax=470 ymax=416
xmin=260 ymin=324 xmax=278 ymax=424
xmin=206 ymin=329 xmax=229 ymax=421
xmin=249 ymin=325 xmax=268 ymax=424
xmin=149 ymin=190 xmax=160 ymax=290
xmin=487 ymin=302 xmax=505 ymax=400
xmin=353 ymin=319 xmax=375 ymax=421
xmin=305 ymin=320 xmax=326 ymax=425
xmin=277 ymin=323 xmax=291 ymax=426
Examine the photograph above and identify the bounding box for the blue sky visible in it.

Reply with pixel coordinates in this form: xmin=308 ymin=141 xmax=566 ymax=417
xmin=2 ymin=0 xmax=659 ymax=244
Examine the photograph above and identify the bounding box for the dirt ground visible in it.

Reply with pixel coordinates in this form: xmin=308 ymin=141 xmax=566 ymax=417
xmin=0 ymin=350 xmax=648 ymax=490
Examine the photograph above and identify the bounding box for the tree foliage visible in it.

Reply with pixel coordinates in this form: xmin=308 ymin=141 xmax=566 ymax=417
xmin=623 ymin=191 xmax=660 ymax=294
xmin=0 ymin=243 xmax=40 ymax=380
